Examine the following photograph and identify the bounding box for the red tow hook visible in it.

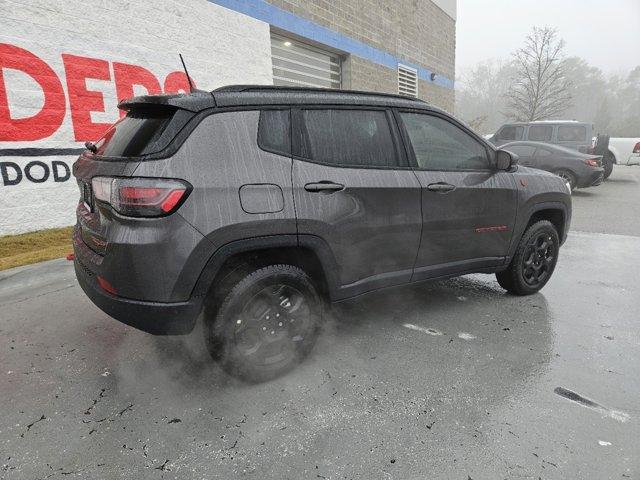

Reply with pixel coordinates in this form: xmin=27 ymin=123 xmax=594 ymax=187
xmin=66 ymin=253 xmax=75 ymax=261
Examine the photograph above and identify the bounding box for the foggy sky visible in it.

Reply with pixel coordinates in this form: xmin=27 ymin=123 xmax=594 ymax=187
xmin=456 ymin=0 xmax=640 ymax=76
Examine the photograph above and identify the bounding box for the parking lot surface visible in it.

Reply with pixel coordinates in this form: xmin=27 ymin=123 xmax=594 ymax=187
xmin=1 ymin=166 xmax=639 ymax=479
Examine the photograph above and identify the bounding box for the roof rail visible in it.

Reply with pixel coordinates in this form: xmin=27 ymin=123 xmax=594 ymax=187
xmin=213 ymin=84 xmax=427 ymax=103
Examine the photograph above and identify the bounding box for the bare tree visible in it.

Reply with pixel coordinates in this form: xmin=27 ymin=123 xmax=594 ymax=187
xmin=456 ymin=59 xmax=516 ymax=133
xmin=506 ymin=27 xmax=573 ymax=121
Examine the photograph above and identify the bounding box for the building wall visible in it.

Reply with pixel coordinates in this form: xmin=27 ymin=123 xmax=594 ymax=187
xmin=266 ymin=0 xmax=455 ymax=110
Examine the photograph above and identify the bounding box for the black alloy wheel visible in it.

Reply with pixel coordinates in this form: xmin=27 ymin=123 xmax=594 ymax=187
xmin=206 ymin=264 xmax=323 ymax=382
xmin=496 ymin=220 xmax=560 ymax=295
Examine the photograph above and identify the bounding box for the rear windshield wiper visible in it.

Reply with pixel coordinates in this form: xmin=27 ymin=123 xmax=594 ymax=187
xmin=84 ymin=141 xmax=97 ymax=153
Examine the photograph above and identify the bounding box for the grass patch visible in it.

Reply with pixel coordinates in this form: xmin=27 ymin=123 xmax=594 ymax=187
xmin=0 ymin=226 xmax=74 ymax=271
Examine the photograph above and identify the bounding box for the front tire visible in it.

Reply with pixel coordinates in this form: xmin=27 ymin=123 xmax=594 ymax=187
xmin=496 ymin=220 xmax=560 ymax=295
xmin=205 ymin=264 xmax=323 ymax=382
xmin=555 ymin=169 xmax=576 ymax=192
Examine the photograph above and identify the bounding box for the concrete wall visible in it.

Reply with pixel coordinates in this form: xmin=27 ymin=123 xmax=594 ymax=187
xmin=265 ymin=0 xmax=456 ymax=110
xmin=0 ymin=0 xmax=273 ymax=235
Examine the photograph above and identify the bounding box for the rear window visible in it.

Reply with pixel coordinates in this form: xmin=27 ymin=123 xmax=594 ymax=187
xmin=527 ymin=125 xmax=553 ymax=142
xmin=558 ymin=125 xmax=586 ymax=142
xmin=93 ymin=108 xmax=192 ymax=158
xmin=297 ymin=109 xmax=398 ymax=168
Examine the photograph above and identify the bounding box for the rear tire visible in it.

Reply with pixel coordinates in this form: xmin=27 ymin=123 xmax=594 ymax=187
xmin=496 ymin=220 xmax=559 ymax=295
xmin=205 ymin=264 xmax=323 ymax=383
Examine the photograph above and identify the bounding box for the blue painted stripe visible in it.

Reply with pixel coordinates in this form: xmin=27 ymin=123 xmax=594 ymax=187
xmin=208 ymin=0 xmax=454 ymax=89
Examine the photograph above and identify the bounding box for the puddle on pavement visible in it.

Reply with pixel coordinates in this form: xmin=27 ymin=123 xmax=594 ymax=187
xmin=554 ymin=387 xmax=630 ymax=423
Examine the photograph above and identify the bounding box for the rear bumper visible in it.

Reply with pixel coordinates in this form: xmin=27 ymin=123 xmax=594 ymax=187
xmin=73 ymin=233 xmax=201 ymax=335
xmin=577 ymin=169 xmax=604 ymax=188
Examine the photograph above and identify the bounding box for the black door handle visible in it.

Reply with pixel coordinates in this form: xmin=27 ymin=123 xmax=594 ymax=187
xmin=426 ymin=182 xmax=456 ymax=193
xmin=304 ymin=182 xmax=345 ymax=193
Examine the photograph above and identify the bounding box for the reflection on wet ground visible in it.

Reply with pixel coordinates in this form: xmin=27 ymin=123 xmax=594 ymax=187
xmin=1 ymin=230 xmax=639 ymax=479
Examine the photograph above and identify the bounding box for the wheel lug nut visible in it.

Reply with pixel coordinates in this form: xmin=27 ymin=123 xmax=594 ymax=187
xmin=266 ymin=315 xmax=270 ymax=320
xmin=278 ymin=322 xmax=283 ymax=327
xmin=271 ymin=330 xmax=275 ymax=335
xmin=262 ymin=326 xmax=267 ymax=331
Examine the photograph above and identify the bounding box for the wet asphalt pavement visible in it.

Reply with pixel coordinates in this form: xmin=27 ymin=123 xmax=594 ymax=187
xmin=1 ymin=166 xmax=639 ymax=479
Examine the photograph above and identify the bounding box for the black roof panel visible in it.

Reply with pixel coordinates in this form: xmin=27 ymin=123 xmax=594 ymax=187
xmin=119 ymin=85 xmax=434 ymax=113
xmin=212 ymin=85 xmax=431 ymax=109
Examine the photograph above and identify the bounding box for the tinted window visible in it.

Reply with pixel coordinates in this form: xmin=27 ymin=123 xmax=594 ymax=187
xmin=528 ymin=125 xmax=553 ymax=141
xmin=258 ymin=110 xmax=291 ymax=155
xmin=558 ymin=125 xmax=586 ymax=142
xmin=94 ymin=108 xmax=189 ymax=157
xmin=400 ymin=113 xmax=490 ymax=170
xmin=497 ymin=125 xmax=523 ymax=141
xmin=298 ymin=109 xmax=398 ymax=167
xmin=535 ymin=147 xmax=554 ymax=157
xmin=505 ymin=145 xmax=536 ymax=157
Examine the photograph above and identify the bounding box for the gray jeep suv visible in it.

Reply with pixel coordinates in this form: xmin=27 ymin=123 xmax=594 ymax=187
xmin=72 ymin=85 xmax=571 ymax=381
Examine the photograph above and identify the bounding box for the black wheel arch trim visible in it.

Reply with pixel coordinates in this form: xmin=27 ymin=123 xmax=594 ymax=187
xmin=509 ymin=201 xmax=570 ymax=260
xmin=188 ymin=234 xmax=341 ymax=302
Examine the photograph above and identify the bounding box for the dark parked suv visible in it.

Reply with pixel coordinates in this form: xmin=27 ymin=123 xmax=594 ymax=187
xmin=73 ymin=85 xmax=571 ymax=381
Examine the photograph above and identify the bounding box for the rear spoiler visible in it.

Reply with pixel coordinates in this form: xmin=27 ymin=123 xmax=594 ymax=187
xmin=117 ymin=92 xmax=216 ymax=113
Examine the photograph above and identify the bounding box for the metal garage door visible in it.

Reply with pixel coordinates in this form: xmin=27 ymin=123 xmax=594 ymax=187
xmin=271 ymin=34 xmax=341 ymax=89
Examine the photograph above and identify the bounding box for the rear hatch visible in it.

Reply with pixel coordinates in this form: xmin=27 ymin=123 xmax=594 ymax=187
xmin=73 ymin=101 xmax=197 ymax=255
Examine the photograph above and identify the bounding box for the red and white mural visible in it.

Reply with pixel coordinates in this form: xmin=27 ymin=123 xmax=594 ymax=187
xmin=0 ymin=0 xmax=273 ymax=234
xmin=1 ymin=43 xmax=192 ymax=143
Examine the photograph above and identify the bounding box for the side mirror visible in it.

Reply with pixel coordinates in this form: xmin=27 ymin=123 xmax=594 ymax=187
xmin=496 ymin=149 xmax=518 ymax=171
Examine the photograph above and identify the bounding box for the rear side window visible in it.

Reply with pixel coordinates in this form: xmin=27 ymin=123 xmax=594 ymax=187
xmin=558 ymin=125 xmax=586 ymax=141
xmin=258 ymin=109 xmax=291 ymax=155
xmin=297 ymin=109 xmax=398 ymax=168
xmin=528 ymin=125 xmax=553 ymax=142
xmin=94 ymin=108 xmax=192 ymax=158
xmin=497 ymin=125 xmax=523 ymax=141
xmin=535 ymin=147 xmax=554 ymax=158
xmin=505 ymin=145 xmax=536 ymax=157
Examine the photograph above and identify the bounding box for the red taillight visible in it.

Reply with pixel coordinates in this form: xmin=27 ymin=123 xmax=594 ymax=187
xmin=584 ymin=159 xmax=599 ymax=167
xmin=92 ymin=177 xmax=191 ymax=217
xmin=160 ymin=189 xmax=188 ymax=212
xmin=97 ymin=276 xmax=117 ymax=295
xmin=633 ymin=142 xmax=640 ymax=154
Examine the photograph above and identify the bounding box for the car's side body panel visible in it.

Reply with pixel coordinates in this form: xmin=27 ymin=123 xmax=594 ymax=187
xmin=292 ymin=160 xmax=422 ymax=288
xmin=410 ymin=170 xmax=518 ymax=273
xmin=71 ymin=87 xmax=572 ymax=336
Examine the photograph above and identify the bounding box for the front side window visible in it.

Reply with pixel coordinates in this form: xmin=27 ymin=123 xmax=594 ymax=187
xmin=298 ymin=109 xmax=398 ymax=168
xmin=497 ymin=125 xmax=523 ymax=141
xmin=558 ymin=125 xmax=586 ymax=142
xmin=528 ymin=125 xmax=553 ymax=142
xmin=400 ymin=112 xmax=490 ymax=170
